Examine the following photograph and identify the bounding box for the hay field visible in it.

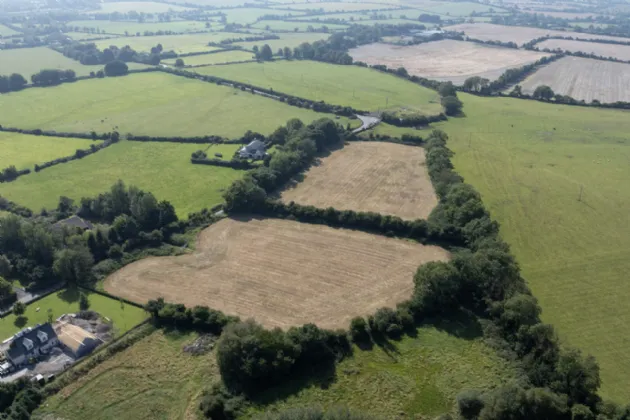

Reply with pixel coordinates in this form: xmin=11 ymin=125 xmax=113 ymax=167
xmin=0 ymin=47 xmax=148 ymax=77
xmin=93 ymin=32 xmax=242 ymax=54
xmin=349 ymin=40 xmax=549 ymax=84
xmin=519 ymin=56 xmax=630 ymax=103
xmin=0 ymin=72 xmax=332 ymax=137
xmin=163 ymin=50 xmax=254 ymax=65
xmin=66 ymin=19 xmax=212 ymax=35
xmin=194 ymin=60 xmax=442 ymax=113
xmin=37 ymin=330 xmax=217 ymax=420
xmin=85 ymin=1 xmax=192 ymax=13
xmin=281 ymin=142 xmax=438 ymax=220
xmin=536 ymin=38 xmax=630 ymax=61
xmin=435 ymin=93 xmax=630 ymax=402
xmin=0 ymin=132 xmax=101 ymax=171
xmin=444 ymin=22 xmax=630 ymax=46
xmin=0 ymin=141 xmax=242 ymax=217
xmin=104 ymin=217 xmax=450 ymax=329
xmin=245 ymin=325 xmax=516 ymax=418
xmin=0 ymin=23 xmax=19 ymax=36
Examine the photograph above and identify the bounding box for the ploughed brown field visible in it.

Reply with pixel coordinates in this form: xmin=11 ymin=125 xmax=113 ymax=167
xmin=281 ymin=142 xmax=437 ymax=220
xmin=536 ymin=38 xmax=630 ymax=62
xmin=104 ymin=217 xmax=450 ymax=329
xmin=444 ymin=23 xmax=630 ymax=46
xmin=519 ymin=56 xmax=630 ymax=103
xmin=349 ymin=40 xmax=549 ymax=84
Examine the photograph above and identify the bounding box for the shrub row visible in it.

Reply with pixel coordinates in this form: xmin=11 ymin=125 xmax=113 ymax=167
xmin=0 ymin=166 xmax=30 ymax=183
xmin=145 ymin=298 xmax=237 ymax=334
xmin=0 ymin=196 xmax=32 ymax=217
xmin=380 ymin=111 xmax=447 ymax=127
xmin=34 ymin=134 xmax=118 ymax=173
xmin=353 ymin=132 xmax=424 ymax=146
xmin=177 ymin=46 xmax=244 ymax=58
xmin=127 ymin=133 xmax=227 ymax=144
xmin=0 ymin=125 xmax=110 ymax=140
xmin=191 ymin=158 xmax=255 ymax=170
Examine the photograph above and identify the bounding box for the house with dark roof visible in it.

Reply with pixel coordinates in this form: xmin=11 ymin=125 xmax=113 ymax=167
xmin=52 ymin=216 xmax=94 ymax=232
xmin=5 ymin=324 xmax=58 ymax=367
xmin=238 ymin=140 xmax=267 ymax=160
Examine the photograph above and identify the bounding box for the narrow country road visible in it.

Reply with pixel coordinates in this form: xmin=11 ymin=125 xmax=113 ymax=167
xmin=352 ymin=115 xmax=381 ymax=134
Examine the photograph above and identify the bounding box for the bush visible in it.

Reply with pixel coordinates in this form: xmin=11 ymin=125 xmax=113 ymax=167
xmin=457 ymin=389 xmax=485 ymax=419
xmin=104 ymin=60 xmax=128 ymax=77
xmin=349 ymin=317 xmax=369 ymax=343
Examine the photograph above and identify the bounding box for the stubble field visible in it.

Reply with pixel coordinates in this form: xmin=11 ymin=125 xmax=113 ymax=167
xmin=536 ymin=38 xmax=630 ymax=61
xmin=349 ymin=40 xmax=549 ymax=84
xmin=519 ymin=56 xmax=630 ymax=103
xmin=281 ymin=142 xmax=438 ymax=220
xmin=445 ymin=23 xmax=630 ymax=46
xmin=104 ymin=217 xmax=450 ymax=329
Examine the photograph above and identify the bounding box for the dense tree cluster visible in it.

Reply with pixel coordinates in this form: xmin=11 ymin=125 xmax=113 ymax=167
xmin=0 ymin=74 xmax=27 ymax=93
xmin=0 ymin=166 xmax=30 ymax=183
xmin=31 ymin=69 xmax=76 ymax=86
xmin=61 ymin=42 xmax=160 ymax=66
xmin=145 ymin=298 xmax=236 ymax=334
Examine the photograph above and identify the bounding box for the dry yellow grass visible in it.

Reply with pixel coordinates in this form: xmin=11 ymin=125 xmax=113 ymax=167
xmin=281 ymin=142 xmax=438 ymax=220
xmin=536 ymin=38 xmax=630 ymax=61
xmin=349 ymin=40 xmax=549 ymax=84
xmin=105 ymin=217 xmax=449 ymax=329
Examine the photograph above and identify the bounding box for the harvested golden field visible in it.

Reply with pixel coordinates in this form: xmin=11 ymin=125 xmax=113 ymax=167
xmin=281 ymin=142 xmax=438 ymax=220
xmin=104 ymin=217 xmax=449 ymax=329
xmin=519 ymin=56 xmax=630 ymax=103
xmin=536 ymin=38 xmax=630 ymax=61
xmin=444 ymin=23 xmax=630 ymax=46
xmin=349 ymin=40 xmax=549 ymax=84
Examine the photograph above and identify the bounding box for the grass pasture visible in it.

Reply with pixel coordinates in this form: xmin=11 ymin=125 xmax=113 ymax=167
xmin=0 ymin=141 xmax=243 ymax=217
xmin=164 ymin=50 xmax=255 ymax=66
xmin=194 ymin=60 xmax=442 ymax=113
xmin=233 ymin=32 xmax=330 ymax=50
xmin=519 ymin=56 xmax=630 ymax=104
xmin=218 ymin=7 xmax=305 ymax=24
xmin=104 ymin=217 xmax=450 ymax=329
xmin=64 ymin=32 xmax=117 ymax=41
xmin=0 ymin=23 xmax=19 ymax=36
xmin=66 ymin=19 xmax=213 ymax=35
xmin=0 ymin=132 xmax=101 ymax=171
xmin=93 ymin=32 xmax=241 ymax=54
xmin=0 ymin=47 xmax=145 ymax=78
xmin=0 ymin=71 xmax=333 ymax=137
xmin=0 ymin=289 xmax=147 ymax=340
xmin=251 ymin=20 xmax=348 ymax=32
xmin=270 ymin=2 xmax=396 ymax=12
xmin=37 ymin=329 xmax=217 ymax=420
xmin=349 ymin=40 xmax=549 ymax=84
xmin=85 ymin=1 xmax=192 ymax=14
xmin=246 ymin=324 xmax=516 ymax=418
xmin=281 ymin=142 xmax=438 ymax=220
xmin=436 ymin=93 xmax=630 ymax=402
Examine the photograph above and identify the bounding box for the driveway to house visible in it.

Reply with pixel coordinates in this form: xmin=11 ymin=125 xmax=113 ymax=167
xmin=352 ymin=115 xmax=381 ymax=134
xmin=0 ymin=284 xmax=63 ymax=316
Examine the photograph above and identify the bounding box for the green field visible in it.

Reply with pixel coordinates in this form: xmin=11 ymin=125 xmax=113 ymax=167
xmin=270 ymin=2 xmax=393 ymax=12
xmin=251 ymin=20 xmax=348 ymax=32
xmin=217 ymin=7 xmax=305 ymax=24
xmin=66 ymin=19 xmax=213 ymax=35
xmin=0 ymin=47 xmax=147 ymax=78
xmin=194 ymin=60 xmax=442 ymax=114
xmin=84 ymin=1 xmax=192 ymax=14
xmin=433 ymin=94 xmax=630 ymax=402
xmin=246 ymin=325 xmax=516 ymax=418
xmin=93 ymin=32 xmax=242 ymax=54
xmin=0 ymin=23 xmax=19 ymax=37
xmin=64 ymin=32 xmax=117 ymax=41
xmin=0 ymin=72 xmax=334 ymax=138
xmin=234 ymin=32 xmax=330 ymax=50
xmin=0 ymin=289 xmax=147 ymax=340
xmin=163 ymin=50 xmax=255 ymax=66
xmin=37 ymin=329 xmax=217 ymax=420
xmin=0 ymin=132 xmax=101 ymax=171
xmin=0 ymin=141 xmax=244 ymax=216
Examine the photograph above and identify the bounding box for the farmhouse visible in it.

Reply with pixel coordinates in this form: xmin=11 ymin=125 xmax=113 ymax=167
xmin=53 ymin=215 xmax=94 ymax=231
xmin=238 ymin=139 xmax=267 ymax=160
xmin=54 ymin=322 xmax=102 ymax=358
xmin=5 ymin=324 xmax=58 ymax=367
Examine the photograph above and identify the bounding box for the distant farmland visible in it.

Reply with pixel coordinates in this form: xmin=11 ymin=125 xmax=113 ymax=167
xmin=444 ymin=22 xmax=630 ymax=46
xmin=349 ymin=40 xmax=549 ymax=84
xmin=163 ymin=50 xmax=254 ymax=66
xmin=281 ymin=142 xmax=438 ymax=220
xmin=84 ymin=1 xmax=192 ymax=13
xmin=93 ymin=32 xmax=243 ymax=54
xmin=66 ymin=19 xmax=213 ymax=35
xmin=0 ymin=23 xmax=18 ymax=36
xmin=519 ymin=56 xmax=630 ymax=103
xmin=536 ymin=38 xmax=630 ymax=61
xmin=194 ymin=60 xmax=442 ymax=113
xmin=0 ymin=72 xmax=334 ymax=137
xmin=233 ymin=32 xmax=330 ymax=50
xmin=270 ymin=1 xmax=392 ymax=11
xmin=104 ymin=217 xmax=450 ymax=329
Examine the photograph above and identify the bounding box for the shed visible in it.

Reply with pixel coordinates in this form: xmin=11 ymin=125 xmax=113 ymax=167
xmin=55 ymin=322 xmax=102 ymax=358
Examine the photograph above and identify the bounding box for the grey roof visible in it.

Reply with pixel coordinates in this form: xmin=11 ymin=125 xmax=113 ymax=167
xmin=242 ymin=140 xmax=265 ymax=152
xmin=6 ymin=323 xmax=57 ymax=362
xmin=53 ymin=216 xmax=94 ymax=231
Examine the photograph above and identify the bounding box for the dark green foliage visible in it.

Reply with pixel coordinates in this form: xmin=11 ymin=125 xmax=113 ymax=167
xmin=551 ymin=348 xmax=601 ymax=407
xmin=79 ymin=292 xmax=90 ymax=310
xmin=223 ymin=178 xmax=267 ymax=212
xmin=533 ymin=85 xmax=555 ymax=101
xmin=200 ymin=384 xmax=245 ymax=420
xmin=441 ymin=95 xmax=463 ymax=116
xmin=413 ymin=261 xmax=461 ymax=314
xmin=12 ymin=301 xmax=25 ymax=316
xmin=255 ymin=406 xmax=373 ymax=420
xmin=479 ymin=385 xmax=569 ymax=420
xmin=438 ymin=81 xmax=457 ymax=97
xmin=30 ymin=69 xmax=75 ymax=86
xmin=104 ymin=60 xmax=128 ymax=77
xmin=145 ymin=298 xmax=234 ymax=334
xmin=349 ymin=317 xmax=369 ymax=343
xmin=53 ymin=244 xmax=94 ymax=285
xmin=572 ymin=404 xmax=595 ymax=420
xmin=457 ymin=389 xmax=485 ymax=420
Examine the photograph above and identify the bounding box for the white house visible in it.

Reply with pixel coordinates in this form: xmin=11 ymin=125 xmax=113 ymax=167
xmin=238 ymin=140 xmax=267 ymax=160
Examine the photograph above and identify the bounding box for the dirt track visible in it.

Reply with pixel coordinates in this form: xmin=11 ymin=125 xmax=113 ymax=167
xmin=104 ymin=217 xmax=449 ymax=329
